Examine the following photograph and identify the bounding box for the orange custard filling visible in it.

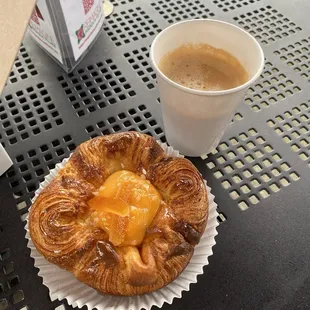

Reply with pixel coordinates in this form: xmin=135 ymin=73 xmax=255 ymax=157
xmin=88 ymin=170 xmax=161 ymax=246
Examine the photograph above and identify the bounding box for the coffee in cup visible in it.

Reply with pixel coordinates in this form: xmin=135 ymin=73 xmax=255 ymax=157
xmin=150 ymin=19 xmax=264 ymax=157
xmin=159 ymin=43 xmax=248 ymax=91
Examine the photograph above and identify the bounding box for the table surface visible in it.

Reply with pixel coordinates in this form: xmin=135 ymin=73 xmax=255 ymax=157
xmin=1 ymin=0 xmax=310 ymax=309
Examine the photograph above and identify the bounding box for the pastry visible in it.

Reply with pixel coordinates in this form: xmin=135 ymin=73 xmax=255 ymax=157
xmin=29 ymin=132 xmax=208 ymax=296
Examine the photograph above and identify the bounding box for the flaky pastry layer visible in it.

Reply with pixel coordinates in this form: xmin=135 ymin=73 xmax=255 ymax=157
xmin=29 ymin=132 xmax=208 ymax=295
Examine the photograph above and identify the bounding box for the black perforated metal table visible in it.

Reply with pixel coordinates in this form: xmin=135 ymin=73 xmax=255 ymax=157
xmin=1 ymin=0 xmax=310 ymax=309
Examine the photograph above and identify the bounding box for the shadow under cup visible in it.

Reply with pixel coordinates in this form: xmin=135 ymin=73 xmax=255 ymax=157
xmin=150 ymin=19 xmax=265 ymax=157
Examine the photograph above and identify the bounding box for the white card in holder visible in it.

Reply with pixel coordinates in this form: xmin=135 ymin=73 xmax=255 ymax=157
xmin=0 ymin=144 xmax=13 ymax=176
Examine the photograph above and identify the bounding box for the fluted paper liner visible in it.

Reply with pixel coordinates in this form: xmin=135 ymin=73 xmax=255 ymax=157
xmin=26 ymin=142 xmax=219 ymax=310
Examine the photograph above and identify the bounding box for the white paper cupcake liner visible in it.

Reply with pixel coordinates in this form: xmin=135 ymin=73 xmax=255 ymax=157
xmin=26 ymin=142 xmax=219 ymax=310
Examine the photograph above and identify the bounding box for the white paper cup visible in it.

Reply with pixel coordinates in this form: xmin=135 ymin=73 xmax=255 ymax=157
xmin=26 ymin=142 xmax=219 ymax=310
xmin=150 ymin=19 xmax=264 ymax=157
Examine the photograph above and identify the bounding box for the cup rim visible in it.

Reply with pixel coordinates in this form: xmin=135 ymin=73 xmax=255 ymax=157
xmin=150 ymin=19 xmax=265 ymax=97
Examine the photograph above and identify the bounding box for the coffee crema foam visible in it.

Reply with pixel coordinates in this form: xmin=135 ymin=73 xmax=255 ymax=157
xmin=159 ymin=43 xmax=249 ymax=91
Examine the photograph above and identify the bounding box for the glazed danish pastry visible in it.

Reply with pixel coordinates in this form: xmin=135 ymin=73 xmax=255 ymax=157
xmin=29 ymin=132 xmax=208 ymax=295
